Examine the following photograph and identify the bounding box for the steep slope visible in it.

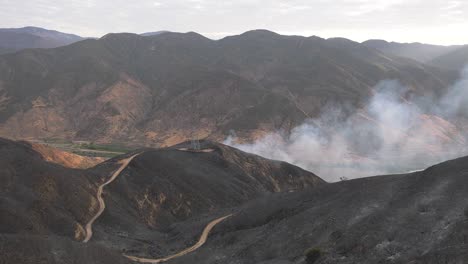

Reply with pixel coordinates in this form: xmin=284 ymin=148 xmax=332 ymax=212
xmin=430 ymin=45 xmax=468 ymax=70
xmin=0 ymin=138 xmax=135 ymax=263
xmin=171 ymin=156 xmax=468 ymax=264
xmin=0 ymin=138 xmax=98 ymax=240
xmin=30 ymin=142 xmax=105 ymax=168
xmin=0 ymin=30 xmax=457 ymax=146
xmin=0 ymin=137 xmax=323 ymax=262
xmin=2 ymin=136 xmax=468 ymax=264
xmin=362 ymin=39 xmax=461 ymax=63
xmin=89 ymin=140 xmax=323 ymax=257
xmin=0 ymin=26 xmax=84 ymax=54
xmin=0 ymin=234 xmax=131 ymax=264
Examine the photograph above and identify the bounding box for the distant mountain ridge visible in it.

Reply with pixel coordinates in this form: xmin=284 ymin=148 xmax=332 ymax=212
xmin=430 ymin=45 xmax=468 ymax=70
xmin=362 ymin=39 xmax=462 ymax=63
xmin=0 ymin=26 xmax=84 ymax=54
xmin=0 ymin=30 xmax=459 ymax=149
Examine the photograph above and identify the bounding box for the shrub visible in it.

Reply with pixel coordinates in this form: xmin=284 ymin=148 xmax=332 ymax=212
xmin=304 ymin=247 xmax=322 ymax=264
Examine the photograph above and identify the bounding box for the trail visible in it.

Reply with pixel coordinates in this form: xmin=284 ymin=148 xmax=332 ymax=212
xmin=83 ymin=153 xmax=141 ymax=243
xmin=124 ymin=214 xmax=233 ymax=263
xmin=82 ymin=148 xmax=231 ymax=262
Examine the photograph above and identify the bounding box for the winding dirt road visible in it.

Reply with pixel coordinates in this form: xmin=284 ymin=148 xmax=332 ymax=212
xmin=82 ymin=148 xmax=232 ymax=262
xmin=83 ymin=153 xmax=141 ymax=243
xmin=124 ymin=214 xmax=233 ymax=263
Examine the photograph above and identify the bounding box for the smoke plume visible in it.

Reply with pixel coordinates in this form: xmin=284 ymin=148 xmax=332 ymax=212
xmin=225 ymin=66 xmax=468 ymax=182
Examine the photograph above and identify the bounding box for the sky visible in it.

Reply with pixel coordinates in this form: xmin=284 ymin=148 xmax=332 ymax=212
xmin=1 ymin=0 xmax=467 ymax=45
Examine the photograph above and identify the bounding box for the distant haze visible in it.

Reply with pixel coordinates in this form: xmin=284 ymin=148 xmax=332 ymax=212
xmin=1 ymin=0 xmax=468 ymax=45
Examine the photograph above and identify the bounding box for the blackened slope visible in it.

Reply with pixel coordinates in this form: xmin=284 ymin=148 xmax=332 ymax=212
xmin=0 ymin=138 xmax=97 ymax=241
xmin=170 ymin=156 xmax=468 ymax=264
xmin=0 ymin=137 xmax=322 ymax=262
xmin=105 ymin=140 xmax=323 ymax=225
xmin=88 ymin=141 xmax=323 ymax=257
xmin=0 ymin=234 xmax=131 ymax=264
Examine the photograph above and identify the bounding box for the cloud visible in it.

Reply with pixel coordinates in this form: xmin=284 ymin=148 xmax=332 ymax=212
xmin=344 ymin=0 xmax=405 ymax=16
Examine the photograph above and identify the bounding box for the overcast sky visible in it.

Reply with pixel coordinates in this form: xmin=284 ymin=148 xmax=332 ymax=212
xmin=1 ymin=0 xmax=467 ymax=45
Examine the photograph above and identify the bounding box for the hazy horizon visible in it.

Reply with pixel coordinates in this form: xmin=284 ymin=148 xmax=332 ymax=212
xmin=1 ymin=25 xmax=466 ymax=47
xmin=1 ymin=0 xmax=467 ymax=45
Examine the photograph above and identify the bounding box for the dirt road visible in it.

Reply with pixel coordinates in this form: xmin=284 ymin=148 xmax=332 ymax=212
xmin=124 ymin=214 xmax=233 ymax=263
xmin=83 ymin=153 xmax=141 ymax=243
xmin=82 ymin=149 xmax=231 ymax=262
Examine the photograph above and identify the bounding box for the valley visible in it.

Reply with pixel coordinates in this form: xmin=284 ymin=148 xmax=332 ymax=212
xmin=1 ymin=137 xmax=467 ymax=263
xmin=1 ymin=30 xmax=468 ymax=180
xmin=1 ymin=23 xmax=468 ymax=264
xmin=31 ymin=138 xmax=136 ymax=158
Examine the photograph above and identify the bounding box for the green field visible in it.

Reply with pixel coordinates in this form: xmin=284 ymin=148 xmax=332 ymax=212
xmin=40 ymin=138 xmax=136 ymax=158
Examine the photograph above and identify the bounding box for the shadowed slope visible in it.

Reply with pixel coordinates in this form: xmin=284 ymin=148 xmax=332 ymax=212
xmin=125 ymin=214 xmax=233 ymax=263
xmin=83 ymin=153 xmax=141 ymax=242
xmin=89 ymin=140 xmax=323 ymax=257
xmin=0 ymin=138 xmax=97 ymax=240
xmin=0 ymin=137 xmax=132 ymax=263
xmin=0 ymin=138 xmax=323 ymax=263
xmin=169 ymin=156 xmax=468 ymax=264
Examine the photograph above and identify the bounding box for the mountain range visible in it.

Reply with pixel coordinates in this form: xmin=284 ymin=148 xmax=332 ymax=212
xmin=2 ymin=27 xmax=467 ymax=69
xmin=1 ymin=27 xmax=468 ymax=180
xmin=2 ymin=26 xmax=468 ymax=264
xmin=0 ymin=26 xmax=84 ymax=55
xmin=362 ymin=39 xmax=462 ymax=63
xmin=0 ymin=29 xmax=463 ymax=146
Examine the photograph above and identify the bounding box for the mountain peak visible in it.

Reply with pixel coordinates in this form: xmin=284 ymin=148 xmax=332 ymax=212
xmin=239 ymin=29 xmax=280 ymax=37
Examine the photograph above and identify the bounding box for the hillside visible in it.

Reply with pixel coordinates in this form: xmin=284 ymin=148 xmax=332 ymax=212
xmin=430 ymin=45 xmax=468 ymax=70
xmin=30 ymin=142 xmax=105 ymax=168
xmin=362 ymin=39 xmax=460 ymax=63
xmin=169 ymin=156 xmax=468 ymax=264
xmin=0 ymin=26 xmax=84 ymax=55
xmin=0 ymin=30 xmax=458 ymax=147
xmin=3 ymin=137 xmax=467 ymax=263
xmin=0 ymin=137 xmax=322 ymax=263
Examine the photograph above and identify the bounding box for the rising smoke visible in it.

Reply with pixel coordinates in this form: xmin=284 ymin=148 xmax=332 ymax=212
xmin=225 ymin=66 xmax=468 ymax=182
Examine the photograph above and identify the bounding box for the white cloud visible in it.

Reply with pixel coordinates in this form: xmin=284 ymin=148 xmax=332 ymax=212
xmin=0 ymin=0 xmax=467 ymax=44
xmin=344 ymin=0 xmax=405 ymax=16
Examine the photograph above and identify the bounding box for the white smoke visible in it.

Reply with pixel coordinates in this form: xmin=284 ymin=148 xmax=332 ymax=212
xmin=225 ymin=66 xmax=468 ymax=182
